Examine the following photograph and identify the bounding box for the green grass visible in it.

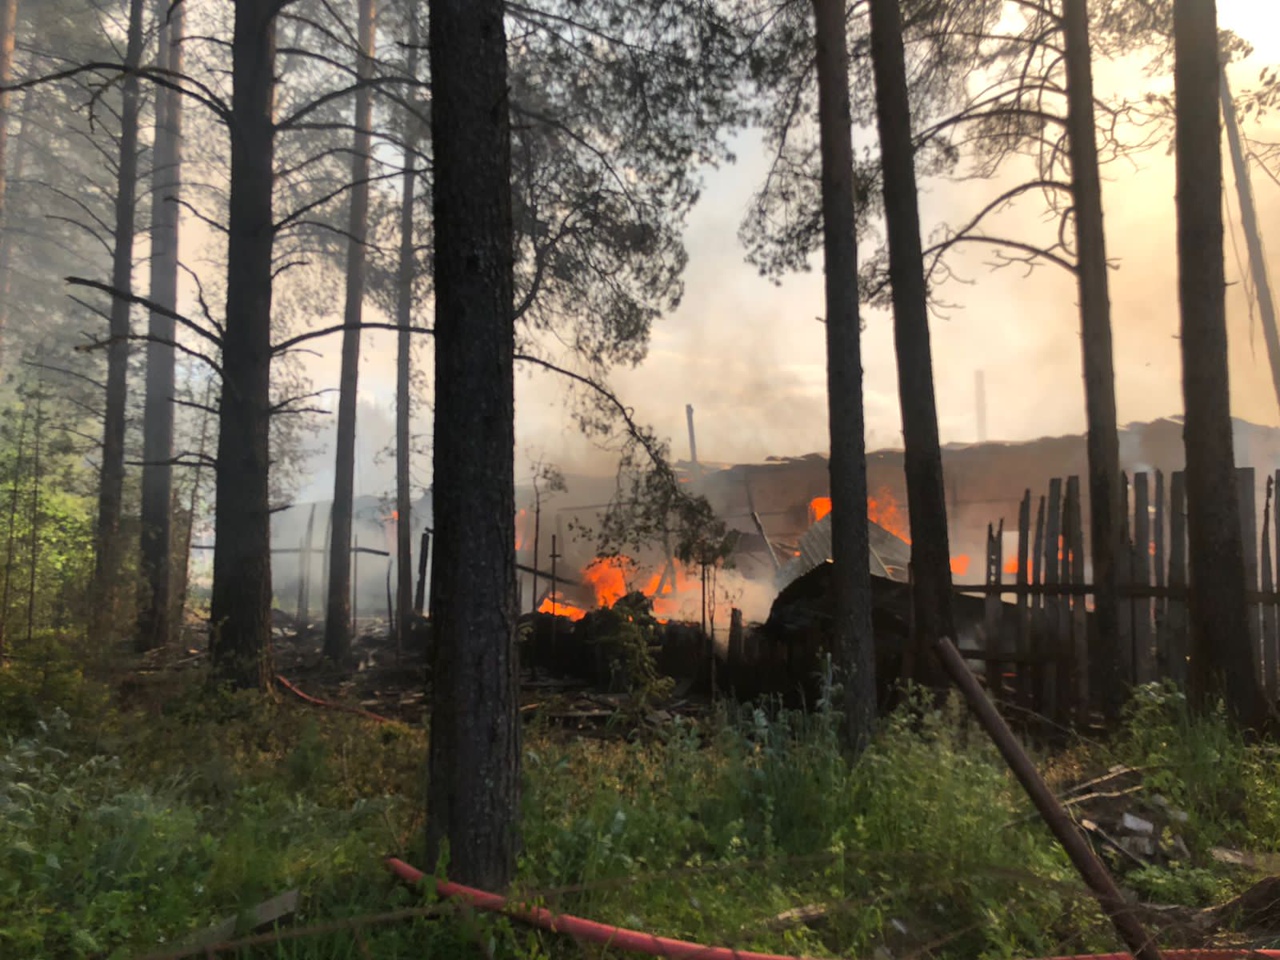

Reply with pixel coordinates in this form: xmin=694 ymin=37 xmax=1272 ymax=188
xmin=1 ymin=652 xmax=1277 ymax=960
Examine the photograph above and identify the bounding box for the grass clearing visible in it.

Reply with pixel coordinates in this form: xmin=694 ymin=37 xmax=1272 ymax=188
xmin=1 ymin=648 xmax=1278 ymax=959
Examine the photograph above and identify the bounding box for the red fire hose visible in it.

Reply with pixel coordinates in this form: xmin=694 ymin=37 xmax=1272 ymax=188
xmin=385 ymin=857 xmax=1280 ymax=960
xmin=274 ymin=674 xmax=395 ymax=725
xmin=386 ymin=857 xmax=819 ymax=960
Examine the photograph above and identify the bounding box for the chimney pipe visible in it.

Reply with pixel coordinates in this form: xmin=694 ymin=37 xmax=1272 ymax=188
xmin=685 ymin=403 xmax=698 ymax=465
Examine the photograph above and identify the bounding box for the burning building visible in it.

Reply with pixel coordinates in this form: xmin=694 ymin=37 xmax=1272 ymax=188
xmin=264 ymin=415 xmax=1280 ymax=633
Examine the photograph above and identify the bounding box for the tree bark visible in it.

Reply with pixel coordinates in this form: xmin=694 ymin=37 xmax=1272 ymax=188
xmin=322 ymin=0 xmax=378 ymax=662
xmin=425 ymin=0 xmax=521 ymax=891
xmin=394 ymin=32 xmax=421 ymax=652
xmin=91 ymin=0 xmax=146 ymax=638
xmin=1063 ymin=0 xmax=1126 ymax=718
xmin=138 ymin=0 xmax=185 ymax=652
xmin=867 ymin=0 xmax=955 ymax=689
xmin=812 ymin=0 xmax=875 ymax=752
xmin=210 ymin=0 xmax=277 ymax=689
xmin=0 ymin=0 xmax=19 ymax=365
xmin=1174 ymin=0 xmax=1265 ymax=725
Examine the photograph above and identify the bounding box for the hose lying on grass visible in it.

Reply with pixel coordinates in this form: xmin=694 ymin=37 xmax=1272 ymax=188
xmin=386 ymin=856 xmax=808 ymax=960
xmin=274 ymin=674 xmax=395 ymax=725
xmin=385 ymin=857 xmax=1280 ymax=960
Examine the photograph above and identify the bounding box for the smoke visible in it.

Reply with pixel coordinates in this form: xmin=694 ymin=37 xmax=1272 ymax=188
xmin=264 ymin=8 xmax=1280 ymax=512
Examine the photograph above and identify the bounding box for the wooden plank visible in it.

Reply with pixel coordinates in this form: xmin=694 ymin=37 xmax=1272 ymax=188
xmin=1066 ymin=476 xmax=1088 ymax=716
xmin=950 ymin=582 xmax=1280 ymax=603
xmin=1261 ymin=476 xmax=1277 ymax=701
xmin=1058 ymin=479 xmax=1077 ymax=719
xmin=1117 ymin=472 xmax=1134 ymax=687
xmin=1015 ymin=489 xmax=1032 ymax=708
xmin=984 ymin=520 xmax=1004 ymax=696
xmin=1030 ymin=494 xmax=1047 ymax=714
xmin=1042 ymin=479 xmax=1063 ymax=717
xmin=1133 ymin=473 xmax=1153 ymax=684
xmin=1153 ymin=470 xmax=1167 ymax=676
xmin=182 ymin=889 xmax=301 ymax=949
xmin=1167 ymin=471 xmax=1188 ymax=687
xmin=1238 ymin=468 xmax=1261 ymax=685
xmin=1269 ymin=471 xmax=1280 ymax=696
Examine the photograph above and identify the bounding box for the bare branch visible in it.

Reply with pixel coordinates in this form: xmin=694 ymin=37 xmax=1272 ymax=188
xmin=271 ymin=321 xmax=434 ymax=356
xmin=65 ymin=276 xmax=223 ymax=346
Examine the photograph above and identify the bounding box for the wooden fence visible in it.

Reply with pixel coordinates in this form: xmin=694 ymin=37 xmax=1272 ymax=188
xmin=959 ymin=468 xmax=1280 ymax=720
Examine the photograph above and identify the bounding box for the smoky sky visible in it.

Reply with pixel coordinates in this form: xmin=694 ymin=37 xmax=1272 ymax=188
xmin=193 ymin=1 xmax=1280 ymax=501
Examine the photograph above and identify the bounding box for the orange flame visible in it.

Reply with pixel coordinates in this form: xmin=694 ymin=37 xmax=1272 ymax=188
xmin=809 ymin=489 xmax=912 ymax=543
xmin=1004 ymin=557 xmax=1020 ymax=575
xmin=537 ymin=593 xmax=588 ymax=621
xmin=868 ymin=488 xmax=911 ymax=543
xmin=950 ymin=555 xmax=971 ymax=576
xmin=641 ymin=563 xmax=701 ymax=622
xmin=582 ymin=556 xmax=633 ymax=608
xmin=515 ymin=509 xmax=529 ymax=552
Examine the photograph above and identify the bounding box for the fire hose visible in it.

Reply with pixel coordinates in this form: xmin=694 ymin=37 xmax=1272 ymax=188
xmin=386 ymin=856 xmax=820 ymax=960
xmin=384 ymin=857 xmax=1280 ymax=960
xmin=274 ymin=674 xmax=396 ymax=725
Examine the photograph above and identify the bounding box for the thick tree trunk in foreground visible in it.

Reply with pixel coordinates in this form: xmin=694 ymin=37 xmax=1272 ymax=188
xmin=0 ymin=0 xmax=19 ymax=364
xmin=867 ymin=0 xmax=954 ymax=688
xmin=394 ymin=37 xmax=421 ymax=652
xmin=1174 ymin=0 xmax=1264 ymax=725
xmin=138 ymin=0 xmax=185 ymax=652
xmin=322 ymin=0 xmax=377 ymax=662
xmin=210 ymin=0 xmax=277 ymax=689
xmin=92 ymin=0 xmax=145 ymax=638
xmin=812 ymin=0 xmax=875 ymax=752
xmin=1063 ymin=0 xmax=1126 ymax=717
xmin=425 ymin=0 xmax=521 ymax=891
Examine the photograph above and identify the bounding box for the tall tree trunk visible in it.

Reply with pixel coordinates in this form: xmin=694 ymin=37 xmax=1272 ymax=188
xmin=425 ymin=0 xmax=521 ymax=891
xmin=138 ymin=0 xmax=185 ymax=652
xmin=1174 ymin=0 xmax=1264 ymax=724
xmin=812 ymin=0 xmax=875 ymax=752
xmin=0 ymin=84 xmax=29 ymax=364
xmin=1063 ymin=0 xmax=1125 ymax=717
xmin=395 ymin=33 xmax=421 ymax=652
xmin=91 ymin=0 xmax=146 ymax=638
xmin=210 ymin=0 xmax=277 ymax=689
xmin=0 ymin=0 xmax=19 ymax=366
xmin=322 ymin=0 xmax=377 ymax=662
xmin=867 ymin=0 xmax=955 ymax=689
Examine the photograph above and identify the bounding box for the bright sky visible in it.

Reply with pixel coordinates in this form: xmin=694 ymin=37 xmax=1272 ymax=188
xmin=290 ymin=1 xmax=1280 ymax=500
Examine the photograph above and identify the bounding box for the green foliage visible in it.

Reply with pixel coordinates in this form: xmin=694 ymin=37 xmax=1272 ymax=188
xmin=521 ymin=691 xmax=1108 ymax=960
xmin=583 ymin=590 xmax=674 ymax=711
xmin=1115 ymin=681 xmax=1254 ymax=847
xmin=6 ymin=672 xmax=1280 ymax=959
xmin=0 ymin=393 xmax=97 ymax=649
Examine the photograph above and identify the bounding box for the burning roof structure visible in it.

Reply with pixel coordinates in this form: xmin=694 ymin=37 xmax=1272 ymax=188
xmin=263 ymin=415 xmax=1280 ymax=630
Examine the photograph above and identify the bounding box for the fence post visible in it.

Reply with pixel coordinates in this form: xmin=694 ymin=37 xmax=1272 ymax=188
xmin=1042 ymin=479 xmax=1063 ymax=718
xmin=1066 ymin=476 xmax=1088 ymax=717
xmin=1133 ymin=473 xmax=1153 ymax=684
xmin=1238 ymin=467 xmax=1261 ymax=686
xmin=1030 ymin=494 xmax=1047 ymax=714
xmin=984 ymin=520 xmax=1004 ymax=696
xmin=1015 ymin=490 xmax=1032 ymax=708
xmin=1153 ymin=471 xmax=1167 ymax=675
xmin=1261 ymin=476 xmax=1277 ymax=702
xmin=1168 ymin=472 xmax=1188 ymax=687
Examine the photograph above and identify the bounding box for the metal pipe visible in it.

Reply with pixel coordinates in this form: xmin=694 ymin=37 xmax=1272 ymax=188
xmin=685 ymin=403 xmax=698 ymax=465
